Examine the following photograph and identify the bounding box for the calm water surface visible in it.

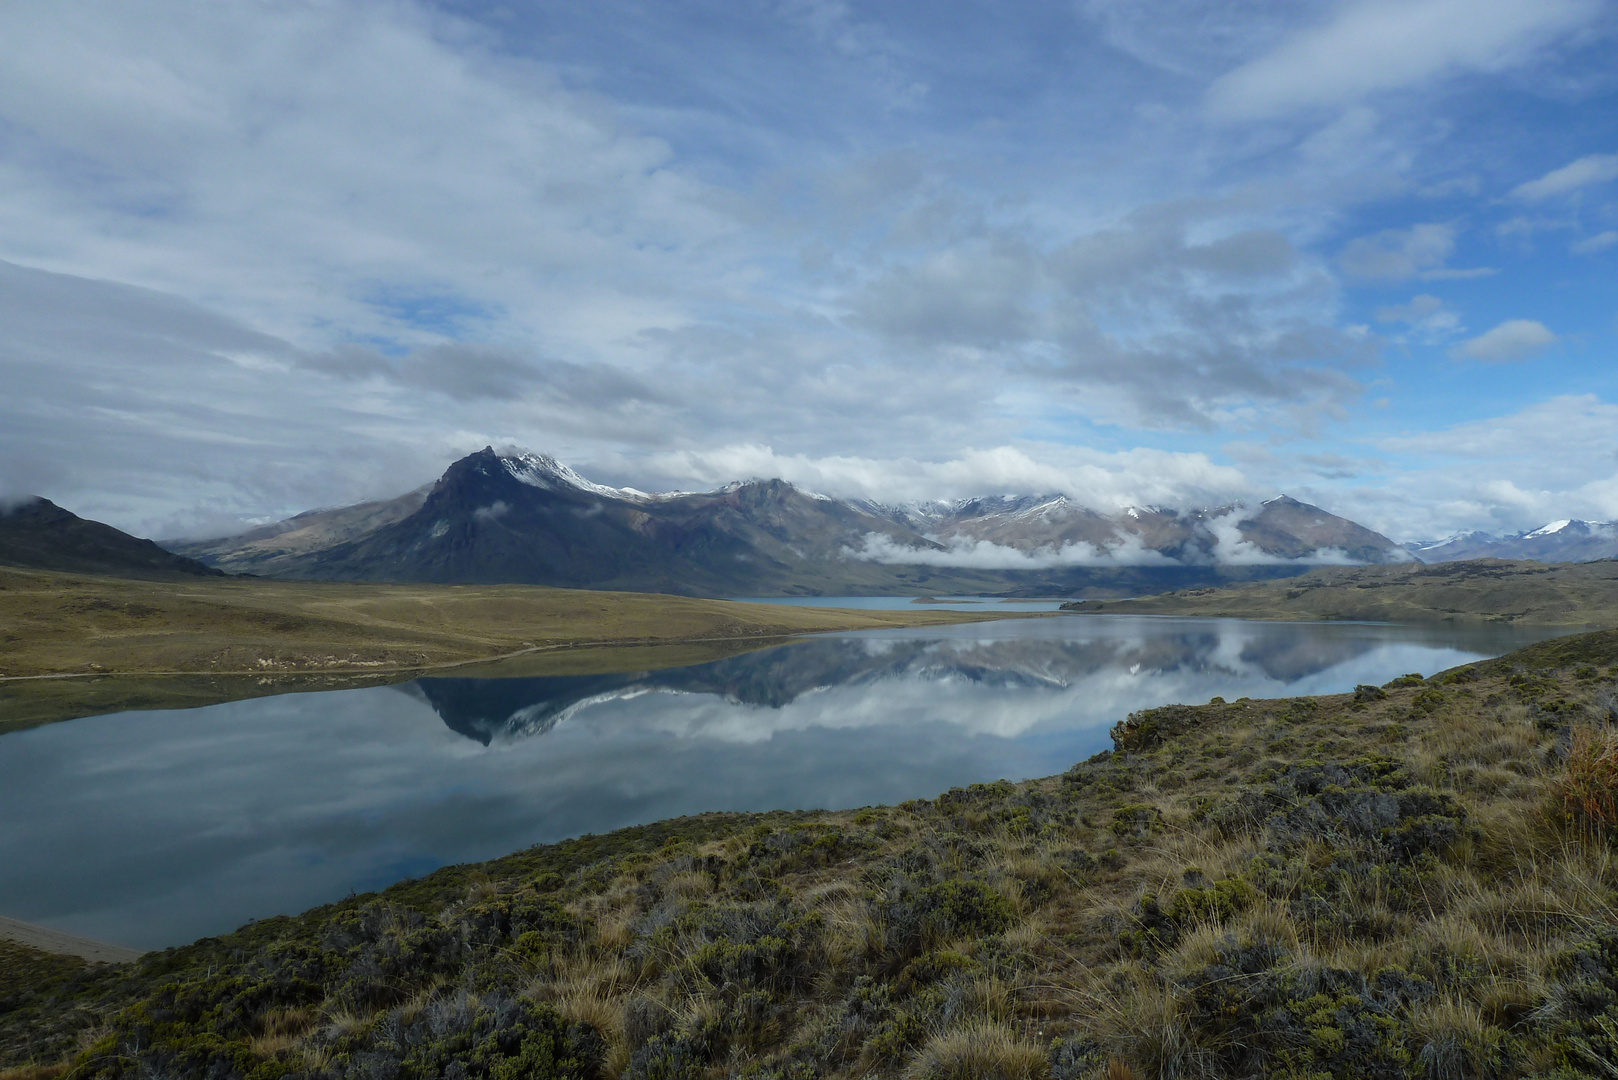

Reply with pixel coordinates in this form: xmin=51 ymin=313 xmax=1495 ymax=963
xmin=0 ymin=614 xmax=1557 ymax=949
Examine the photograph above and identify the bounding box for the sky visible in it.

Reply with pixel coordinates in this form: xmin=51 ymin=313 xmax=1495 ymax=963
xmin=1 ymin=0 xmax=1616 ymax=543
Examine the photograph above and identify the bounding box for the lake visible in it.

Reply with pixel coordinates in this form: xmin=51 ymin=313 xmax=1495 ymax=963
xmin=0 ymin=614 xmax=1557 ymax=950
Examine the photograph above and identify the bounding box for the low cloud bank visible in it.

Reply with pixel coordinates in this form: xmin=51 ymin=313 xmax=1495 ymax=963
xmin=844 ymin=532 xmax=1179 ymax=570
xmin=629 ymin=443 xmax=1253 ymax=511
xmin=844 ymin=508 xmax=1367 ymax=570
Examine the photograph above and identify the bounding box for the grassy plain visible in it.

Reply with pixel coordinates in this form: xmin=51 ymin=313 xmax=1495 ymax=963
xmin=1066 ymin=557 xmax=1618 ymax=627
xmin=0 ymin=566 xmax=1014 ymax=681
xmin=0 ymin=567 xmax=1032 ymax=728
xmin=5 ymin=629 xmax=1618 ymax=1079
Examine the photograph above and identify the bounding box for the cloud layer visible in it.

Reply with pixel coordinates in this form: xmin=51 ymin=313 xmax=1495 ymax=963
xmin=0 ymin=1 xmax=1615 ymax=542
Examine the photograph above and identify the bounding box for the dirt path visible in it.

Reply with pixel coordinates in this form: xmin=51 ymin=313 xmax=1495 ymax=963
xmin=0 ymin=914 xmax=144 ymax=963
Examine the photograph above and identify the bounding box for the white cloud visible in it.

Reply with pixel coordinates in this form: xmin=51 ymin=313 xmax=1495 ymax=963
xmin=1350 ymin=395 xmax=1618 ymax=536
xmin=842 ymin=509 xmax=1368 ymax=570
xmin=0 ymin=2 xmax=736 ymax=354
xmin=628 ymin=443 xmax=1254 ymax=509
xmin=1511 ymin=153 xmax=1618 ymax=201
xmin=1449 ymin=319 xmax=1558 ymax=362
xmin=842 ymin=532 xmax=1178 ymax=570
xmin=1202 ymin=510 xmax=1359 ymax=566
xmin=1205 ymin=0 xmax=1599 ymax=121
xmin=1572 ymin=230 xmax=1618 ymax=254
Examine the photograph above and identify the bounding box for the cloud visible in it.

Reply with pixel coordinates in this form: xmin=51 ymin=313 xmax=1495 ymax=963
xmin=1374 ymin=293 xmax=1461 ymax=338
xmin=842 ymin=509 xmax=1366 ymax=570
xmin=1205 ymin=0 xmax=1600 ymax=121
xmin=1202 ymin=509 xmax=1359 ymax=566
xmin=628 ymin=443 xmax=1255 ymax=510
xmin=301 ymin=344 xmax=660 ymax=406
xmin=1511 ymin=153 xmax=1618 ymax=200
xmin=1572 ymin=230 xmax=1618 ymax=254
xmin=845 ymin=206 xmax=1365 ymax=431
xmin=842 ymin=532 xmax=1178 ymax=570
xmin=1449 ymin=319 xmax=1557 ymax=362
xmin=1346 ymin=395 xmax=1618 ymax=537
xmin=1337 ymin=223 xmax=1481 ymax=280
xmin=0 ymin=259 xmax=682 ymax=537
xmin=0 ymin=1 xmax=1612 ymax=549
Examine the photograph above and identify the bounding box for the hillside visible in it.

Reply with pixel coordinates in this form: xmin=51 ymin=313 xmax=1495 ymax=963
xmin=0 ymin=497 xmax=222 ymax=579
xmin=4 ymin=628 xmax=1617 ymax=1078
xmin=1062 ymin=557 xmax=1618 ymax=627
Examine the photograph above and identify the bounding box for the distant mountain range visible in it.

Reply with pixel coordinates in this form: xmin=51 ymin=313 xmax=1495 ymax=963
xmin=9 ymin=449 xmax=1608 ymax=595
xmin=1405 ymin=519 xmax=1618 ymax=564
xmin=0 ymin=497 xmax=221 ymax=579
xmin=163 ymin=447 xmax=1412 ymax=596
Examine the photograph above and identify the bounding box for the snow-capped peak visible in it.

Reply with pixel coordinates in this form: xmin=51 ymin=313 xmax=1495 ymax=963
xmin=1526 ymin=519 xmax=1573 ymax=538
xmin=501 ymin=452 xmax=639 ymax=500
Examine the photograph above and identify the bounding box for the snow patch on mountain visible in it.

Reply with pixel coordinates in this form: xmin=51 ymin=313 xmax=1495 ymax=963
xmin=1527 ymin=519 xmax=1573 ymax=537
xmin=500 ymin=451 xmax=641 ymax=500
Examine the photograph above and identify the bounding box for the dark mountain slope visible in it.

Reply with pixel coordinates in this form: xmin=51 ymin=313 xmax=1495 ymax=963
xmin=283 ymin=450 xmax=938 ymax=594
xmin=0 ymin=498 xmax=223 ymax=579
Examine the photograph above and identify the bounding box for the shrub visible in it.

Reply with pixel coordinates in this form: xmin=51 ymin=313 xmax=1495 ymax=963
xmin=882 ymin=880 xmax=1015 ymax=960
xmin=1412 ymin=688 xmax=1447 ymax=714
xmin=1109 ymin=805 xmax=1163 ymax=837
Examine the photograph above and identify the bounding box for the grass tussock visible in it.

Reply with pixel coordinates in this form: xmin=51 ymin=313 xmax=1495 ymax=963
xmin=5 ymin=629 xmax=1618 ymax=1079
xmin=1552 ymin=724 xmax=1618 ymax=837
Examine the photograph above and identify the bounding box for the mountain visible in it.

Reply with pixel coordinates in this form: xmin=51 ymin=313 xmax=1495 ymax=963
xmin=172 ymin=448 xmax=941 ymax=594
xmin=0 ymin=497 xmax=224 ymax=579
xmin=166 ymin=448 xmax=1411 ymax=595
xmin=1407 ymin=519 xmax=1618 ymax=564
xmin=878 ymin=493 xmax=1405 ymax=566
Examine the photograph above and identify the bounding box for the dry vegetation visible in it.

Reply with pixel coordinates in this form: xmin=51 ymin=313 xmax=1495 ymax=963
xmin=1066 ymin=558 xmax=1618 ymax=628
xmin=0 ymin=566 xmax=1012 ymax=681
xmin=5 ymin=631 xmax=1618 ymax=1080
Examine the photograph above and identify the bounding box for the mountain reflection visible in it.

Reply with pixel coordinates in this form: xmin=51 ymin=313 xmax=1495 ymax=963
xmin=408 ymin=619 xmax=1470 ymax=745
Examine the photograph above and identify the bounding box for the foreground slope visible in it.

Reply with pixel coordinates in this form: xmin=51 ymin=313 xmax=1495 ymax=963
xmin=0 ymin=497 xmax=222 ymax=579
xmin=5 ymin=630 xmax=1618 ymax=1079
xmin=1063 ymin=557 xmax=1618 ymax=627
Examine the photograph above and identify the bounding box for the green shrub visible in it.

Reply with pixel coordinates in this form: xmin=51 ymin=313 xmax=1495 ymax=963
xmin=1110 ymin=804 xmax=1163 ymax=837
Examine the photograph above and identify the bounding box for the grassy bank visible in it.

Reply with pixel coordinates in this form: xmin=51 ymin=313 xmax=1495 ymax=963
xmin=0 ymin=567 xmax=1018 ymax=681
xmin=1062 ymin=558 xmax=1618 ymax=627
xmin=5 ymin=631 xmax=1618 ymax=1078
